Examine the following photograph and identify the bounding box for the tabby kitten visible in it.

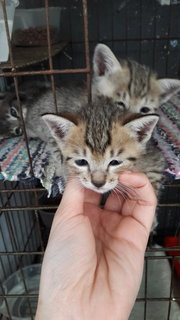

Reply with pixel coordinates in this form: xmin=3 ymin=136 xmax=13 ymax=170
xmin=92 ymin=44 xmax=180 ymax=114
xmin=42 ymin=97 xmax=164 ymax=196
xmin=0 ymin=84 xmax=87 ymax=140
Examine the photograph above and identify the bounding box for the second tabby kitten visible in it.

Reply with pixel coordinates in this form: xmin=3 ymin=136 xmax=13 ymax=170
xmin=93 ymin=44 xmax=180 ymax=114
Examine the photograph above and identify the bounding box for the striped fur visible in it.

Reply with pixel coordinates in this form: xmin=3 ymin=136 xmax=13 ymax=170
xmin=92 ymin=44 xmax=180 ymax=114
xmin=42 ymin=97 xmax=165 ymax=198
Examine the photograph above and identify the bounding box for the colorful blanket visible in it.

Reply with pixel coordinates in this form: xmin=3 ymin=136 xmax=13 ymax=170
xmin=153 ymin=93 xmax=180 ymax=179
xmin=0 ymin=94 xmax=179 ymax=196
xmin=0 ymin=137 xmax=65 ymax=196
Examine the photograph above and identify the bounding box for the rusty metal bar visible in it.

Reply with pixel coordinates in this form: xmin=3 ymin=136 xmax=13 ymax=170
xmin=158 ymin=204 xmax=180 ymax=207
xmin=167 ymin=255 xmax=175 ymax=320
xmin=0 ymin=67 xmax=89 ymax=77
xmin=0 ymin=251 xmax=179 ymax=259
xmin=1 ymin=205 xmax=58 ymax=211
xmin=44 ymin=0 xmax=54 ymax=71
xmin=0 ymin=251 xmax=44 ymax=255
xmin=144 ymin=258 xmax=148 ymax=320
xmin=136 ymin=297 xmax=180 ymax=302
xmin=82 ymin=0 xmax=91 ymax=102
xmin=44 ymin=0 xmax=58 ymax=113
xmin=0 ymin=293 xmax=39 ymax=298
xmin=0 ymin=293 xmax=179 ymax=301
xmin=147 ymin=246 xmax=180 ymax=253
xmin=146 ymin=255 xmax=180 ymax=260
xmin=0 ymin=188 xmax=45 ymax=193
xmin=1 ymin=202 xmax=180 ymax=212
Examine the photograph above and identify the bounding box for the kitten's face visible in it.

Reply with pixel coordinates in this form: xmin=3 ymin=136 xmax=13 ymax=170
xmin=92 ymin=44 xmax=180 ymax=114
xmin=0 ymin=93 xmax=26 ymax=138
xmin=62 ymin=123 xmax=143 ymax=193
xmin=42 ymin=109 xmax=159 ymax=194
xmin=93 ymin=70 xmax=160 ymax=115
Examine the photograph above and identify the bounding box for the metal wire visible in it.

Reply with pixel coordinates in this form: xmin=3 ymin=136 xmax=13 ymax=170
xmin=0 ymin=1 xmax=179 ymax=320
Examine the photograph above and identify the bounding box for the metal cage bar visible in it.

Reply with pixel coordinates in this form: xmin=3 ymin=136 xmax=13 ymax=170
xmin=0 ymin=1 xmax=179 ymax=320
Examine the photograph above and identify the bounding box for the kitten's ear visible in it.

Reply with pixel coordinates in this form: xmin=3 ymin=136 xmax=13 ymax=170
xmin=124 ymin=114 xmax=159 ymax=144
xmin=158 ymin=79 xmax=180 ymax=105
xmin=93 ymin=44 xmax=122 ymax=76
xmin=42 ymin=114 xmax=76 ymax=141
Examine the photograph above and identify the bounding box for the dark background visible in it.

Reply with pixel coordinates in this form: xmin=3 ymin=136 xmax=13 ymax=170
xmin=17 ymin=0 xmax=180 ymax=81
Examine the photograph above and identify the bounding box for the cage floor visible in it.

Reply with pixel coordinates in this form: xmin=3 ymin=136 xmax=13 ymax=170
xmin=130 ymin=246 xmax=180 ymax=320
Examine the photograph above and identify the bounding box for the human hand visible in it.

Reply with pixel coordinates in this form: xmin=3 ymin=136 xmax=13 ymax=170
xmin=35 ymin=172 xmax=157 ymax=320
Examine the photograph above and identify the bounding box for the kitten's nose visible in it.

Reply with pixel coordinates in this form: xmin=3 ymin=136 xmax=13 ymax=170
xmin=92 ymin=180 xmax=105 ymax=188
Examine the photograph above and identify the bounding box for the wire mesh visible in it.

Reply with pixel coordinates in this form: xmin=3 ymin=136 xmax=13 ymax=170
xmin=0 ymin=0 xmax=179 ymax=319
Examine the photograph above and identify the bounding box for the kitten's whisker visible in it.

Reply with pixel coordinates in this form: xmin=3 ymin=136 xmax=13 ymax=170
xmin=116 ymin=182 xmax=137 ymax=200
xmin=112 ymin=188 xmax=122 ymax=203
xmin=115 ymin=184 xmax=129 ymax=198
xmin=113 ymin=186 xmax=127 ymax=201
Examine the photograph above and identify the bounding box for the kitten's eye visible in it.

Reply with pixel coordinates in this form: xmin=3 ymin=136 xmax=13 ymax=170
xmin=116 ymin=101 xmax=126 ymax=109
xmin=10 ymin=106 xmax=18 ymax=118
xmin=75 ymin=159 xmax=88 ymax=166
xmin=109 ymin=160 xmax=122 ymax=166
xmin=14 ymin=127 xmax=22 ymax=136
xmin=140 ymin=107 xmax=150 ymax=113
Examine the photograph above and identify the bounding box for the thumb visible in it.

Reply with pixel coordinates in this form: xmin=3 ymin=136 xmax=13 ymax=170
xmin=119 ymin=171 xmax=157 ymax=206
xmin=119 ymin=171 xmax=157 ymax=233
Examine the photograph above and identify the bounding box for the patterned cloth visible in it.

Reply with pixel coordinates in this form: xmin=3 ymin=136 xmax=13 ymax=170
xmin=0 ymin=95 xmax=179 ymax=196
xmin=0 ymin=137 xmax=65 ymax=196
xmin=153 ymin=93 xmax=180 ymax=180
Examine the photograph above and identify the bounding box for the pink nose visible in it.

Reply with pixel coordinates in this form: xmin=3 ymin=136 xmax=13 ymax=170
xmin=92 ymin=180 xmax=105 ymax=188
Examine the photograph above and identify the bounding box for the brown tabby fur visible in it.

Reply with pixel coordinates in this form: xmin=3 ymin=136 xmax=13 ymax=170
xmin=43 ymin=97 xmax=165 ymax=197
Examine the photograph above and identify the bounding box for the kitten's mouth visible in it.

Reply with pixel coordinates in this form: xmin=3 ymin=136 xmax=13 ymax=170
xmin=82 ymin=180 xmax=117 ymax=194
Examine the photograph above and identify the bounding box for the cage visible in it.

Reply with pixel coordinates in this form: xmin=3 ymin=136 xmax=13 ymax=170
xmin=0 ymin=0 xmax=180 ymax=319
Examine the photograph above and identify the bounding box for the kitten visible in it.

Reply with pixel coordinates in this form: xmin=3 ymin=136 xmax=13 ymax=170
xmin=0 ymin=84 xmax=87 ymax=140
xmin=42 ymin=97 xmax=164 ymax=196
xmin=92 ymin=43 xmax=180 ymax=114
xmin=0 ymin=91 xmax=26 ymax=138
xmin=0 ymin=44 xmax=180 ymax=140
xmin=24 ymin=86 xmax=87 ymax=142
xmin=0 ymin=82 xmax=51 ymax=139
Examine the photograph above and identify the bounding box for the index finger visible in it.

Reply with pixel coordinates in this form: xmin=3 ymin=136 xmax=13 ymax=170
xmin=54 ymin=178 xmax=85 ymax=221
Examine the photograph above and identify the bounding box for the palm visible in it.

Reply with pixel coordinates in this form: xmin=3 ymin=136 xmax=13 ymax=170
xmin=36 ymin=173 xmax=156 ymax=320
xmin=83 ymin=191 xmax=147 ymax=284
